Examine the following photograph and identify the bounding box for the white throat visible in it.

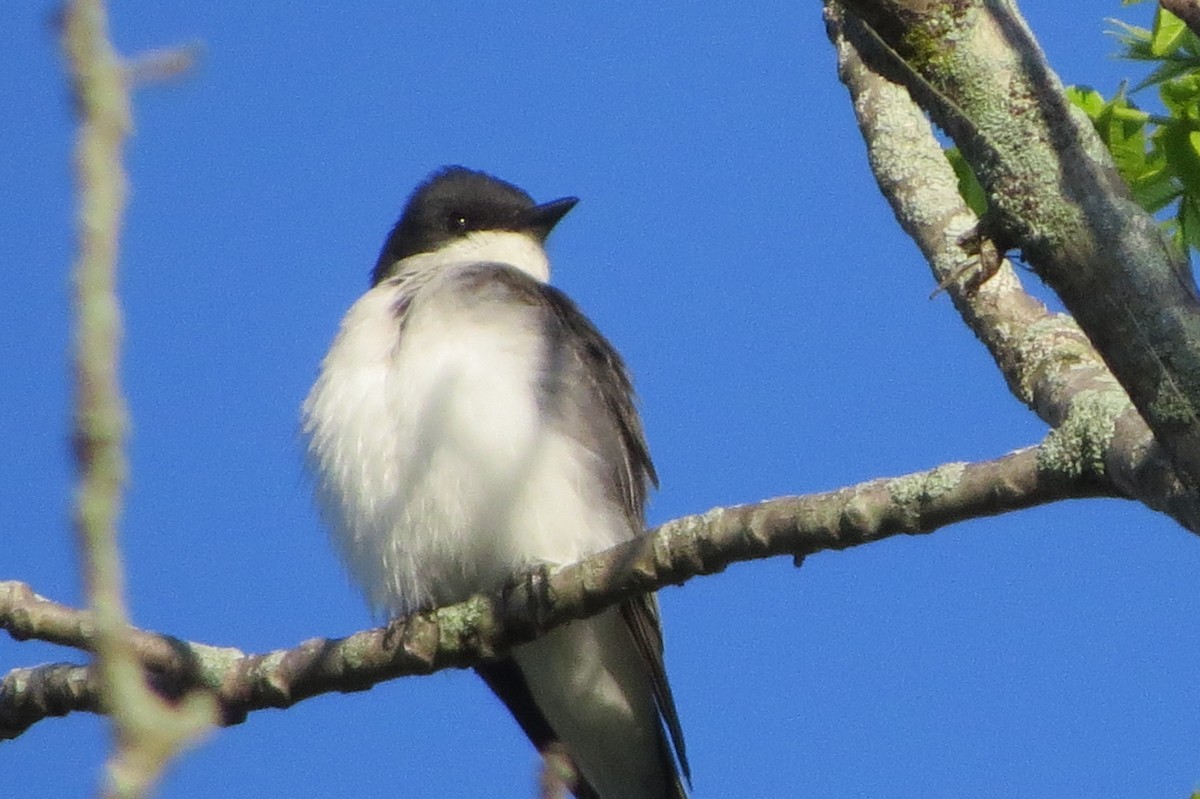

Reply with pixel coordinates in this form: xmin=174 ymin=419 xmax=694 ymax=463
xmin=397 ymin=230 xmax=552 ymax=283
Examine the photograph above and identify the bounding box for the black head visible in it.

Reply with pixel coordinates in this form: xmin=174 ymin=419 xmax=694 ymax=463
xmin=371 ymin=166 xmax=579 ymax=285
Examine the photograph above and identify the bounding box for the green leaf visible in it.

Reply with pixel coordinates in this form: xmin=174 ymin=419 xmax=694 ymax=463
xmin=1101 ymin=103 xmax=1150 ymax=177
xmin=1159 ymin=120 xmax=1200 ymax=194
xmin=944 ymin=148 xmax=988 ymax=216
xmin=1131 ymin=164 xmax=1181 ymax=212
xmin=1158 ymin=72 xmax=1200 ymax=114
xmin=1133 ymin=57 xmax=1199 ymax=92
xmin=1068 ymin=85 xmax=1150 ymax=181
xmin=1151 ymin=7 xmax=1187 ymax=56
xmin=1109 ymin=19 xmax=1155 ymax=61
xmin=1065 ymin=85 xmax=1107 ymax=119
xmin=1177 ymin=192 xmax=1200 ymax=251
xmin=1096 ymin=5 xmax=1200 ymax=257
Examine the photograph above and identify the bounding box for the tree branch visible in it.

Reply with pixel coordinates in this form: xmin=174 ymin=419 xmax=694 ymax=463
xmin=3 ymin=445 xmax=1111 ymax=739
xmin=834 ymin=0 xmax=1200 ymax=492
xmin=826 ymin=2 xmax=1200 ymax=532
xmin=61 ymin=2 xmax=215 ymax=796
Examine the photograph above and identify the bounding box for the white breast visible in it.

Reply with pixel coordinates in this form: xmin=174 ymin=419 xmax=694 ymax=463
xmin=302 ymin=264 xmax=631 ymax=616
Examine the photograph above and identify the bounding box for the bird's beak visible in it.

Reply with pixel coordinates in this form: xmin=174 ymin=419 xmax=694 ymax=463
xmin=527 ymin=196 xmax=579 ymax=241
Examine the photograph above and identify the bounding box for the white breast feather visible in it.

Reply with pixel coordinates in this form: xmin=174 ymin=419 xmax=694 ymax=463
xmin=302 ymin=261 xmax=631 ymax=616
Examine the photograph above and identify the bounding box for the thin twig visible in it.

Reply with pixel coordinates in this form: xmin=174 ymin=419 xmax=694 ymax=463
xmin=3 ymin=443 xmax=1112 ymax=739
xmin=61 ymin=2 xmax=215 ymax=796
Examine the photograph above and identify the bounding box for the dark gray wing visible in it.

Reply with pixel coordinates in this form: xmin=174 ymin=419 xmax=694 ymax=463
xmin=534 ymin=280 xmax=691 ymax=787
xmin=533 ymin=279 xmax=659 ymax=527
xmin=621 ymin=595 xmax=692 ymax=789
xmin=455 ymin=263 xmax=689 ymax=796
xmin=476 ymin=660 xmax=602 ymax=799
xmin=480 ymin=602 xmax=689 ymax=799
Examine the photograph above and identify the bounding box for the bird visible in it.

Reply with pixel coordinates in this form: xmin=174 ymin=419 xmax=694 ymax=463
xmin=301 ymin=166 xmax=689 ymax=798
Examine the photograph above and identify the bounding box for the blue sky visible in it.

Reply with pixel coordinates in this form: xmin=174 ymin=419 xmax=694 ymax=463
xmin=4 ymin=3 xmax=1199 ymax=798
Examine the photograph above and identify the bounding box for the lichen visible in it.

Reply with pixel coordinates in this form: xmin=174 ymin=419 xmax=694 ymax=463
xmin=887 ymin=462 xmax=966 ymax=507
xmin=1037 ymin=389 xmax=1125 ymax=478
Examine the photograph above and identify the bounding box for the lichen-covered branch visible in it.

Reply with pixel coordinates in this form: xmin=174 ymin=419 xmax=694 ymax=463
xmin=825 ymin=4 xmax=1200 ymax=532
xmin=834 ymin=0 xmax=1200 ymax=491
xmin=2 ymin=444 xmax=1111 ymax=739
xmin=61 ymin=2 xmax=215 ymax=796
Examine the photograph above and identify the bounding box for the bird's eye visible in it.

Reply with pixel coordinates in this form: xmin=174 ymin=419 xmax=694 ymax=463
xmin=451 ymin=215 xmax=468 ymax=231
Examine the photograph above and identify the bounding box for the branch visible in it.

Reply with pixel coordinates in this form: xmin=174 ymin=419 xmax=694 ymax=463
xmin=61 ymin=2 xmax=215 ymax=796
xmin=834 ymin=0 xmax=1200 ymax=491
xmin=3 ymin=445 xmax=1112 ymax=739
xmin=825 ymin=2 xmax=1200 ymax=532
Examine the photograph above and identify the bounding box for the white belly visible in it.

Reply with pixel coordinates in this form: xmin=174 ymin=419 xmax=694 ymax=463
xmin=302 ymin=271 xmax=631 ymax=615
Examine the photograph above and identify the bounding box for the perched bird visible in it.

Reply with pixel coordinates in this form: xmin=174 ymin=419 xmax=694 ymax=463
xmin=301 ymin=166 xmax=689 ymax=798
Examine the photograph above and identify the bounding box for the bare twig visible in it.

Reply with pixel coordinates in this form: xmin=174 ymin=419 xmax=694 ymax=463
xmin=3 ymin=444 xmax=1112 ymax=739
xmin=124 ymin=42 xmax=203 ymax=87
xmin=61 ymin=2 xmax=215 ymax=796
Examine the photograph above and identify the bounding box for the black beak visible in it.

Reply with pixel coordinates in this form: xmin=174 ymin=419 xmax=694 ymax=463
xmin=527 ymin=196 xmax=579 ymax=241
